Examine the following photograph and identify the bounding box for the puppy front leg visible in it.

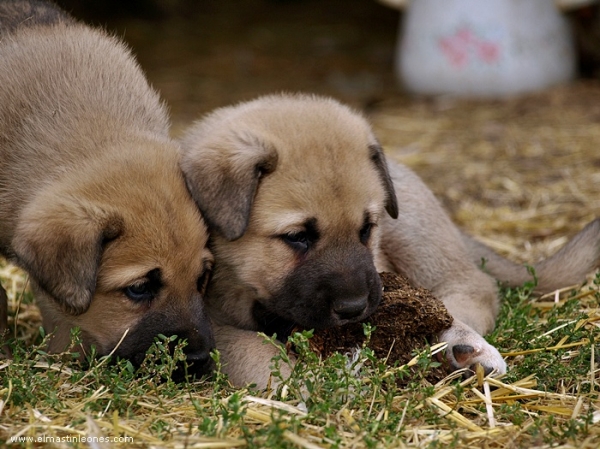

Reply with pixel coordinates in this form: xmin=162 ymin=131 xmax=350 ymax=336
xmin=379 ymin=161 xmax=505 ymax=374
xmin=213 ymin=322 xmax=294 ymax=390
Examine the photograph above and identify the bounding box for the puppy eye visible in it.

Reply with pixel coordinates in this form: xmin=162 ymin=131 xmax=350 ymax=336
xmin=124 ymin=281 xmax=156 ymax=302
xmin=360 ymin=222 xmax=374 ymax=244
xmin=282 ymin=232 xmax=310 ymax=252
xmin=123 ymin=269 xmax=161 ymax=303
xmin=197 ymin=270 xmax=211 ymax=295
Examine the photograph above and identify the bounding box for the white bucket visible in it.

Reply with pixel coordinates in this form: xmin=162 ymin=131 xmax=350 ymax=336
xmin=396 ymin=0 xmax=576 ymax=97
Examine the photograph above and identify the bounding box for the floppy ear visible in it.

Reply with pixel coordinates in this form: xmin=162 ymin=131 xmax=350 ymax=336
xmin=369 ymin=144 xmax=399 ymax=219
xmin=11 ymin=196 xmax=123 ymax=316
xmin=180 ymin=130 xmax=278 ymax=241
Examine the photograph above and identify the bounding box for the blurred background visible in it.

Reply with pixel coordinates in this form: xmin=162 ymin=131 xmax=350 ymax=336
xmin=55 ymin=0 xmax=402 ymax=126
xmin=53 ymin=0 xmax=600 ymax=262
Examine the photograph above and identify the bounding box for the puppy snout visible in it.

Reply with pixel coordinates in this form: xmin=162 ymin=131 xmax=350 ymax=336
xmin=181 ymin=326 xmax=215 ymax=376
xmin=182 ymin=346 xmax=214 ymax=376
xmin=185 ymin=349 xmax=212 ymax=365
xmin=332 ymin=296 xmax=368 ymax=320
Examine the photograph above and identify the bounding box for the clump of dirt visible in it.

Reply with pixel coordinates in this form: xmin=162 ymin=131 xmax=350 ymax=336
xmin=307 ymin=272 xmax=453 ymax=367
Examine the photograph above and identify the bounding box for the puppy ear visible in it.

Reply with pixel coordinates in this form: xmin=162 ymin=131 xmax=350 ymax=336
xmin=180 ymin=129 xmax=278 ymax=241
xmin=369 ymin=144 xmax=399 ymax=219
xmin=11 ymin=196 xmax=123 ymax=315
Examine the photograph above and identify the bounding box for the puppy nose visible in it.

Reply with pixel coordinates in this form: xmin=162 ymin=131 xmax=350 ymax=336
xmin=184 ymin=349 xmax=214 ymax=375
xmin=181 ymin=327 xmax=215 ymax=377
xmin=170 ymin=348 xmax=214 ymax=383
xmin=333 ymin=296 xmax=368 ymax=320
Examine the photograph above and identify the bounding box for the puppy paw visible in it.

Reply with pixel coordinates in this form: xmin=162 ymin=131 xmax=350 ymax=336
xmin=447 ymin=341 xmax=506 ymax=377
xmin=439 ymin=322 xmax=506 ymax=377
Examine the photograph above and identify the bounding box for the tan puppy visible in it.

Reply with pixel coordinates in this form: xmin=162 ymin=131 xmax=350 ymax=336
xmin=180 ymin=95 xmax=600 ymax=389
xmin=0 ymin=0 xmax=214 ymax=373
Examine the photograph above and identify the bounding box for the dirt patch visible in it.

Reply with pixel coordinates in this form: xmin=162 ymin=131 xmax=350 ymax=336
xmin=307 ymin=272 xmax=453 ymax=368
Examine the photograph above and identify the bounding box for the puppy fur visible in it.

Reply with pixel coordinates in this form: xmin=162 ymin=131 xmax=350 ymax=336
xmin=179 ymin=93 xmax=600 ymax=389
xmin=0 ymin=1 xmax=214 ymax=372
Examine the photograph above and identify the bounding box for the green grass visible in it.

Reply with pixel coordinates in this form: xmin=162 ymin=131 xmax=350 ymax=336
xmin=1 ymin=272 xmax=599 ymax=448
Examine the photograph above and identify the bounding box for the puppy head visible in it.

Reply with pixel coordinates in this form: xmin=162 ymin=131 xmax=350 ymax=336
xmin=13 ymin=140 xmax=215 ymax=374
xmin=180 ymin=94 xmax=398 ymax=332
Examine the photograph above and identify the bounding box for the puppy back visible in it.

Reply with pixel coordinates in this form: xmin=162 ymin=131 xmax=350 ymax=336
xmin=0 ymin=20 xmax=170 ymax=174
xmin=0 ymin=6 xmax=171 ymax=252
